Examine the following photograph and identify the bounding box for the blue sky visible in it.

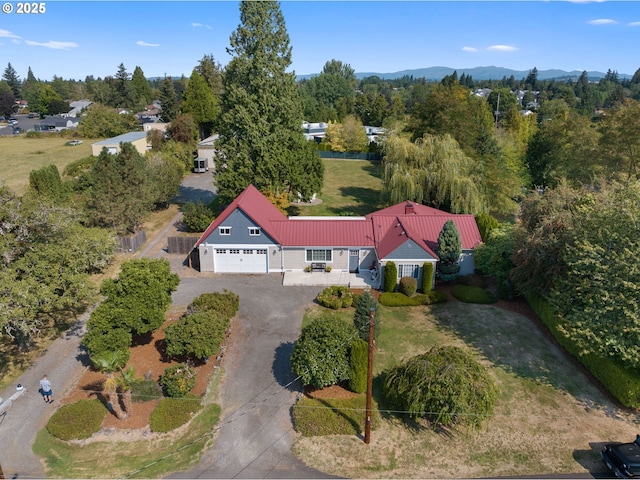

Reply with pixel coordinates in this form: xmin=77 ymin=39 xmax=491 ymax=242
xmin=1 ymin=1 xmax=639 ymax=81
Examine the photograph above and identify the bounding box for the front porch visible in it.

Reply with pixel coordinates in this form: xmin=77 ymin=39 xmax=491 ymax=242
xmin=282 ymin=269 xmax=380 ymax=288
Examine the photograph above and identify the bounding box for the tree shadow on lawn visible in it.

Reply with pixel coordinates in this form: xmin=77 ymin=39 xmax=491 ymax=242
xmin=327 ymin=186 xmax=382 ymax=216
xmin=429 ymin=302 xmax=622 ymax=416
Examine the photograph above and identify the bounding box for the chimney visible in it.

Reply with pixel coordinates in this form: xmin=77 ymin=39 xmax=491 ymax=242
xmin=405 ymin=202 xmax=415 ymax=215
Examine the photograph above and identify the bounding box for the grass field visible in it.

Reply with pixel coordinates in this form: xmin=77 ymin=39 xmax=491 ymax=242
xmin=294 ymin=159 xmax=384 ymax=216
xmin=293 ymin=302 xmax=635 ymax=478
xmin=0 ymin=135 xmax=99 ymax=195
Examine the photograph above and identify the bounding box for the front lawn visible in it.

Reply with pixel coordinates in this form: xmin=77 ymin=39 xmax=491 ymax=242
xmin=292 ymin=301 xmax=634 ymax=478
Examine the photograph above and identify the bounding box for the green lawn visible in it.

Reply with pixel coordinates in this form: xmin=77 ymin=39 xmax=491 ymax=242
xmin=0 ymin=135 xmax=99 ymax=195
xmin=293 ymin=300 xmax=634 ymax=478
xmin=294 ymin=159 xmax=384 ymax=216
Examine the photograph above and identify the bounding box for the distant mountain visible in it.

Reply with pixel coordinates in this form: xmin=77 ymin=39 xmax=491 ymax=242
xmin=297 ymin=66 xmax=632 ymax=82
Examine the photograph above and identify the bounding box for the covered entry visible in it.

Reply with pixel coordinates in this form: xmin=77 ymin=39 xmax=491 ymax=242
xmin=214 ymin=248 xmax=268 ymax=273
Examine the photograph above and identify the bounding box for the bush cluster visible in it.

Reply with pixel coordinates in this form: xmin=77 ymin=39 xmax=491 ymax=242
xmin=398 ymin=276 xmax=417 ymax=297
xmin=165 ymin=290 xmax=239 ymax=361
xmin=317 ymin=286 xmax=353 ymax=309
xmin=182 ymin=201 xmax=216 ymax=233
xmin=451 ymin=285 xmax=497 ymax=304
xmin=379 ymin=291 xmax=447 ymax=307
xmin=149 ymin=396 xmax=202 ymax=433
xmin=159 ymin=363 xmax=196 ymax=397
xmin=292 ymin=396 xmax=381 ymax=436
xmin=527 ymin=293 xmax=640 ymax=408
xmin=46 ymin=399 xmax=107 ymax=440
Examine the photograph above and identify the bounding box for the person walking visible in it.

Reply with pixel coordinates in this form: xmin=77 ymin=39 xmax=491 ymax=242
xmin=39 ymin=375 xmax=53 ymax=403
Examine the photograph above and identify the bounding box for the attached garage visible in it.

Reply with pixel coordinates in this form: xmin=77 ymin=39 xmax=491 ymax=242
xmin=214 ymin=248 xmax=268 ymax=273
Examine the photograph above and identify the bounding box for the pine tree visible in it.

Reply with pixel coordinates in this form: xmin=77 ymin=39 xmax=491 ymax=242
xmin=181 ymin=69 xmax=218 ymax=140
xmin=131 ymin=66 xmax=153 ymax=108
xmin=111 ymin=63 xmax=135 ymax=109
xmin=159 ymin=76 xmax=179 ymax=123
xmin=2 ymin=63 xmax=20 ymax=97
xmin=214 ymin=0 xmax=323 ymax=203
xmin=196 ymin=54 xmax=223 ymax=97
xmin=436 ymin=220 xmax=462 ymax=281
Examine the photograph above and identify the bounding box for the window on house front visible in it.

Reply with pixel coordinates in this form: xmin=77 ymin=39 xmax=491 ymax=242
xmin=229 ymin=249 xmax=240 ymax=254
xmin=219 ymin=227 xmax=231 ymax=235
xmin=398 ymin=264 xmax=420 ymax=279
xmin=249 ymin=227 xmax=260 ymax=236
xmin=306 ymin=249 xmax=332 ymax=262
xmin=215 ymin=249 xmax=226 ymax=254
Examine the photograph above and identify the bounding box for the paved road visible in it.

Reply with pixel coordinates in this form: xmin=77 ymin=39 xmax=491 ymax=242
xmin=0 ymin=173 xmax=333 ymax=479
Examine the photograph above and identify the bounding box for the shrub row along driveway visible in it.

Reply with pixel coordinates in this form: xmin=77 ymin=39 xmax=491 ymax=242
xmin=165 ymin=269 xmax=334 ymax=478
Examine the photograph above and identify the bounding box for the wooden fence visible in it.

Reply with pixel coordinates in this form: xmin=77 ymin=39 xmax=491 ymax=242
xmin=117 ymin=229 xmax=146 ymax=253
xmin=167 ymin=236 xmax=199 ymax=254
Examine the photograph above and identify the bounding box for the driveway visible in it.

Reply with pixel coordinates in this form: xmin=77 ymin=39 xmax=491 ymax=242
xmin=0 ymin=172 xmax=334 ymax=478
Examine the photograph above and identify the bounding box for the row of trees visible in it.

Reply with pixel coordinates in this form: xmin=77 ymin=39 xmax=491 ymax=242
xmin=475 ymin=180 xmax=640 ymax=370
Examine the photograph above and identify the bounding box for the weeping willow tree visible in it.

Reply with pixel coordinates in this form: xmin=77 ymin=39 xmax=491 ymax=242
xmin=382 ymin=133 xmax=485 ymax=214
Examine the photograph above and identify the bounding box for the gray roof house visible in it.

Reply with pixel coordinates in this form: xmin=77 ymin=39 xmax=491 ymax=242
xmin=91 ymin=131 xmax=149 ymax=156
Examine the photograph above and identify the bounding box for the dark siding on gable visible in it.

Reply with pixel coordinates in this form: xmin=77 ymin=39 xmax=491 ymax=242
xmin=201 ymin=209 xmax=276 ymax=245
xmin=385 ymin=238 xmax=433 ymax=260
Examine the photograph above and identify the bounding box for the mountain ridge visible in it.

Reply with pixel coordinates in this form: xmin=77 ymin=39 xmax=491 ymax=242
xmin=297 ymin=65 xmax=633 ymax=82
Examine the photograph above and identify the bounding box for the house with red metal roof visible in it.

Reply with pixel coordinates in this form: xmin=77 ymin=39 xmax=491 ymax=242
xmin=194 ymin=185 xmax=482 ymax=287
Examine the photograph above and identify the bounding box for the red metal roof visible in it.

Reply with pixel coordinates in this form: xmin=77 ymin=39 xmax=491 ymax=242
xmin=196 ymin=186 xmax=482 ymax=256
xmin=195 ymin=184 xmax=287 ymax=246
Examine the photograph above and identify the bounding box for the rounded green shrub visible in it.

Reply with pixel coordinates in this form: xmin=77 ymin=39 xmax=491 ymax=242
xmin=187 ymin=290 xmax=239 ymax=317
xmin=47 ymin=399 xmax=107 ymax=440
xmin=427 ymin=290 xmax=449 ymax=305
xmin=399 ymin=276 xmax=417 ymax=297
xmin=160 ymin=363 xmax=196 ymax=397
xmin=317 ymin=286 xmax=353 ymax=309
xmin=383 ymin=345 xmax=498 ymax=429
xmin=149 ymin=396 xmax=202 ymax=433
xmin=164 ymin=311 xmax=230 ymax=361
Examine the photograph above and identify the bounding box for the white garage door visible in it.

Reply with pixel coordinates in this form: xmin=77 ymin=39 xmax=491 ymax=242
xmin=214 ymin=248 xmax=268 ymax=273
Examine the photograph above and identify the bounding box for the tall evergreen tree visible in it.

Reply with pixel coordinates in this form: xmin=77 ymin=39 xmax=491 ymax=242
xmin=3 ymin=63 xmax=20 ymax=97
xmin=214 ymin=0 xmax=323 ymax=203
xmin=159 ymin=76 xmax=179 ymax=122
xmin=181 ymin=69 xmax=219 ymax=139
xmin=196 ymin=54 xmax=223 ymax=97
xmin=111 ymin=63 xmax=135 ymax=109
xmin=131 ymin=66 xmax=153 ymax=108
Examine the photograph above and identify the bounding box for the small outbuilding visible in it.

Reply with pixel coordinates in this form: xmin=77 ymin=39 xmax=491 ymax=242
xmin=91 ymin=131 xmax=149 ymax=156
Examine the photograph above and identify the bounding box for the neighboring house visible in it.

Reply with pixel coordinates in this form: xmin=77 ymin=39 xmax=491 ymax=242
xmin=62 ymin=100 xmax=93 ymax=118
xmin=141 ymin=120 xmax=169 ymax=133
xmin=194 ymin=134 xmax=219 ymax=172
xmin=194 ymin=185 xmax=481 ymax=286
xmin=91 ymin=131 xmax=148 ymax=156
xmin=302 ymin=122 xmax=385 ymax=144
xmin=35 ymin=117 xmax=80 ymax=132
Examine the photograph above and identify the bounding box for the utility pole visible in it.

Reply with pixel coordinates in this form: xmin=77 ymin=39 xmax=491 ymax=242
xmin=364 ymin=307 xmax=375 ymax=444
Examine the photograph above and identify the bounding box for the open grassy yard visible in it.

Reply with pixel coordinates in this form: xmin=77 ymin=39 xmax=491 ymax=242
xmin=295 ymin=159 xmax=384 ymax=216
xmin=292 ymin=301 xmax=638 ymax=478
xmin=0 ymin=135 xmax=98 ymax=195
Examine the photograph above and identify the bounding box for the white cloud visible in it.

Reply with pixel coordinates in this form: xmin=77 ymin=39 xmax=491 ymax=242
xmin=192 ymin=22 xmax=212 ymax=29
xmin=487 ymin=45 xmax=518 ymax=52
xmin=588 ymin=18 xmax=618 ymax=25
xmin=137 ymin=40 xmax=160 ymax=47
xmin=462 ymin=46 xmax=478 ymax=52
xmin=629 ymin=21 xmax=640 ymax=27
xmin=0 ymin=29 xmax=21 ymax=39
xmin=25 ymin=40 xmax=78 ymax=50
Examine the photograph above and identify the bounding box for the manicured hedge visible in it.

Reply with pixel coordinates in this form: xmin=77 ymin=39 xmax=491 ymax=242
xmin=527 ymin=293 xmax=640 ymax=408
xmin=47 ymin=399 xmax=107 ymax=440
xmin=383 ymin=261 xmax=397 ymax=293
xmin=379 ymin=291 xmax=448 ymax=307
xmin=422 ymin=262 xmax=434 ymax=294
xmin=292 ymin=395 xmax=381 ymax=436
xmin=451 ymin=284 xmax=497 ymax=304
xmin=399 ymin=276 xmax=417 ymax=297
xmin=149 ymin=396 xmax=202 ymax=433
xmin=317 ymin=286 xmax=353 ymax=309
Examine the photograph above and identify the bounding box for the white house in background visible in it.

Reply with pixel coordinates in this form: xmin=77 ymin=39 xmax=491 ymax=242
xmin=91 ymin=131 xmax=149 ymax=156
xmin=194 ymin=134 xmax=219 ymax=172
xmin=194 ymin=185 xmax=482 ymax=286
xmin=62 ymin=100 xmax=93 ymax=118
